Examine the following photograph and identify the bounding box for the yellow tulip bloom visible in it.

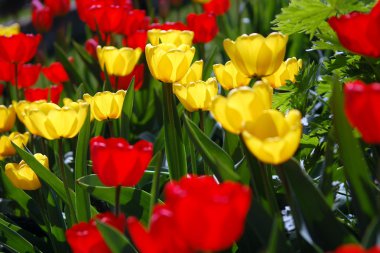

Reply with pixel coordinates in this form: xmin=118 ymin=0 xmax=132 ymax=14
xmin=5 ymin=153 xmax=49 ymax=190
xmin=213 ymin=61 xmax=251 ymax=90
xmin=23 ymin=101 xmax=88 ymax=140
xmin=97 ymin=46 xmax=142 ymax=76
xmin=145 ymin=43 xmax=195 ymax=83
xmin=12 ymin=100 xmax=46 ymax=125
xmin=242 ymin=109 xmax=302 ymax=165
xmin=0 ymin=23 xmax=20 ymax=37
xmin=176 ymin=60 xmax=203 ymax=85
xmin=0 ymin=132 xmax=30 ymax=158
xmin=148 ymin=29 xmax=194 ymax=46
xmin=173 ymin=77 xmax=218 ymax=112
xmin=223 ymin=32 xmax=288 ymax=77
xmin=211 ymin=82 xmax=272 ymax=134
xmin=83 ymin=90 xmax=126 ymax=121
xmin=262 ymin=58 xmax=303 ymax=88
xmin=0 ymin=105 xmax=16 ymax=133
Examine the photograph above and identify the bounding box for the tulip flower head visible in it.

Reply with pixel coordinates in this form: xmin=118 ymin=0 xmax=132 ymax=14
xmin=88 ymin=5 xmax=124 ymax=34
xmin=176 ymin=60 xmax=203 ymax=85
xmin=242 ymin=109 xmax=302 ymax=165
xmin=0 ymin=132 xmax=30 ymax=158
xmin=24 ymin=84 xmax=63 ymax=104
xmin=12 ymin=100 xmax=46 ymax=126
xmin=333 ymin=244 xmax=380 ymax=253
xmin=44 ymin=0 xmax=70 ymax=16
xmin=0 ymin=23 xmax=20 ymax=37
xmin=0 ymin=33 xmax=41 ymax=64
xmin=223 ymin=32 xmax=288 ymax=77
xmin=213 ymin=61 xmax=251 ymax=90
xmin=102 ymin=64 xmax=145 ymax=90
xmin=0 ymin=61 xmax=13 ymax=82
xmin=262 ymin=58 xmax=303 ymax=88
xmin=5 ymin=153 xmax=48 ymax=190
xmin=11 ymin=63 xmax=42 ymax=89
xmin=32 ymin=0 xmax=53 ymax=33
xmin=42 ymin=62 xmax=69 ymax=84
xmin=203 ymin=0 xmax=230 ymax=16
xmin=187 ymin=13 xmax=218 ymax=43
xmin=0 ymin=105 xmax=16 ymax=133
xmin=148 ymin=29 xmax=194 ymax=46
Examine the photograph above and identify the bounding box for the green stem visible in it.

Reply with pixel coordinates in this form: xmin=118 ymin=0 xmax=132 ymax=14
xmin=186 ymin=111 xmax=197 ymax=175
xmin=219 ymin=15 xmax=233 ymax=39
xmin=107 ymin=120 xmax=115 ymax=137
xmin=148 ymin=151 xmax=163 ymax=226
xmin=199 ymin=110 xmax=210 ymax=175
xmin=258 ymin=162 xmax=280 ymax=216
xmin=146 ymin=0 xmax=154 ymax=20
xmin=115 ymin=185 xmax=121 ymax=216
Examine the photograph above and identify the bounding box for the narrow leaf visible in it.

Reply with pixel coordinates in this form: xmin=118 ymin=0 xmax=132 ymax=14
xmin=96 ymin=221 xmax=137 ymax=253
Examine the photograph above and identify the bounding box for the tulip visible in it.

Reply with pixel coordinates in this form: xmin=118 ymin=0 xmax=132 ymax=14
xmin=0 ymin=33 xmax=41 ymax=64
xmin=0 ymin=132 xmax=30 ymax=158
xmin=0 ymin=23 xmax=20 ymax=37
xmin=147 ymin=29 xmax=194 ymax=46
xmin=187 ymin=13 xmax=218 ymax=44
xmin=148 ymin=22 xmax=188 ymax=31
xmin=44 ymin=0 xmax=70 ymax=16
xmin=0 ymin=61 xmax=13 ymax=82
xmin=97 ymin=46 xmax=142 ymax=77
xmin=11 ymin=63 xmax=41 ymax=89
xmin=32 ymin=0 xmax=53 ymax=33
xmin=211 ymin=82 xmax=272 ymax=134
xmin=66 ymin=212 xmax=126 ymax=253
xmin=262 ymin=58 xmax=303 ymax=88
xmin=85 ymin=38 xmax=99 ymax=59
xmin=203 ymin=0 xmax=230 ymax=15
xmin=83 ymin=90 xmax=126 ymax=121
xmin=87 ymin=5 xmax=124 ymax=34
xmin=242 ymin=109 xmax=302 ymax=165
xmin=223 ymin=32 xmax=288 ymax=77
xmin=121 ymin=9 xmax=147 ymax=36
xmin=145 ymin=43 xmax=195 ymax=83
xmin=90 ymin=136 xmax=153 ymax=186
xmin=24 ymin=84 xmax=63 ymax=104
xmin=102 ymin=64 xmax=145 ymax=90
xmin=42 ymin=62 xmax=69 ymax=84
xmin=175 ymin=60 xmax=203 ymax=85
xmin=333 ymin=244 xmax=380 ymax=253
xmin=0 ymin=105 xmax=16 ymax=133
xmin=5 ymin=153 xmax=48 ymax=190
xmin=12 ymin=100 xmax=46 ymax=126
xmin=123 ymin=30 xmax=148 ymax=51
xmin=213 ymin=61 xmax=251 ymax=90
xmin=22 ymin=101 xmax=88 ymax=140
xmin=173 ymin=78 xmax=218 ymax=112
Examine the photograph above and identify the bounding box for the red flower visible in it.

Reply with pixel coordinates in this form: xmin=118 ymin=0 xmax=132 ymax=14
xmin=0 ymin=61 xmax=13 ymax=82
xmin=344 ymin=81 xmax=380 ymax=143
xmin=122 ymin=9 xmax=147 ymax=36
xmin=11 ymin=64 xmax=41 ymax=89
xmin=101 ymin=64 xmax=145 ymax=90
xmin=90 ymin=136 xmax=153 ymax=187
xmin=203 ymin=0 xmax=230 ymax=15
xmin=86 ymin=5 xmax=125 ymax=34
xmin=334 ymin=244 xmax=380 ymax=253
xmin=328 ymin=2 xmax=380 ymax=58
xmin=44 ymin=0 xmax=70 ymax=16
xmin=123 ymin=30 xmax=147 ymax=51
xmin=32 ymin=0 xmax=53 ymax=33
xmin=24 ymin=84 xmax=63 ymax=103
xmin=42 ymin=62 xmax=69 ymax=84
xmin=85 ymin=38 xmax=99 ymax=59
xmin=187 ymin=13 xmax=218 ymax=43
xmin=0 ymin=33 xmax=41 ymax=64
xmin=148 ymin=21 xmax=188 ymax=31
xmin=66 ymin=212 xmax=126 ymax=253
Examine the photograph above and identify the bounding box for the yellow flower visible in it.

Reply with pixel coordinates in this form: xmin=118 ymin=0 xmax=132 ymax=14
xmin=0 ymin=132 xmax=30 ymax=158
xmin=0 ymin=105 xmax=16 ymax=133
xmin=83 ymin=90 xmax=126 ymax=121
xmin=97 ymin=46 xmax=142 ymax=76
xmin=175 ymin=60 xmax=203 ymax=85
xmin=23 ymin=101 xmax=88 ymax=140
xmin=262 ymin=58 xmax=303 ymax=88
xmin=223 ymin=32 xmax=288 ymax=77
xmin=145 ymin=43 xmax=195 ymax=83
xmin=173 ymin=77 xmax=218 ymax=112
xmin=0 ymin=23 xmax=20 ymax=37
xmin=213 ymin=61 xmax=251 ymax=90
xmin=242 ymin=109 xmax=302 ymax=165
xmin=5 ymin=153 xmax=49 ymax=190
xmin=148 ymin=29 xmax=194 ymax=46
xmin=211 ymin=82 xmax=272 ymax=134
xmin=12 ymin=100 xmax=46 ymax=125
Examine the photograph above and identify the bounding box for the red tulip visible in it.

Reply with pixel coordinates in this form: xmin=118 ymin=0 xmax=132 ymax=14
xmin=0 ymin=61 xmax=13 ymax=82
xmin=86 ymin=5 xmax=125 ymax=34
xmin=123 ymin=30 xmax=147 ymax=51
xmin=42 ymin=62 xmax=69 ymax=84
xmin=203 ymin=0 xmax=230 ymax=15
xmin=122 ymin=9 xmax=147 ymax=36
xmin=187 ymin=13 xmax=218 ymax=43
xmin=328 ymin=1 xmax=380 ymax=58
xmin=344 ymin=81 xmax=380 ymax=144
xmin=90 ymin=136 xmax=153 ymax=187
xmin=85 ymin=38 xmax=99 ymax=59
xmin=334 ymin=244 xmax=380 ymax=253
xmin=66 ymin=212 xmax=126 ymax=253
xmin=11 ymin=64 xmax=41 ymax=89
xmin=148 ymin=21 xmax=188 ymax=31
xmin=0 ymin=33 xmax=41 ymax=64
xmin=32 ymin=0 xmax=53 ymax=33
xmin=101 ymin=64 xmax=145 ymax=90
xmin=24 ymin=84 xmax=63 ymax=103
xmin=44 ymin=0 xmax=70 ymax=16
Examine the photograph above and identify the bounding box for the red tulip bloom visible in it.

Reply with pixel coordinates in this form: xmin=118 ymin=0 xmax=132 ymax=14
xmin=85 ymin=38 xmax=99 ymax=59
xmin=45 ymin=0 xmax=70 ymax=16
xmin=0 ymin=33 xmax=41 ymax=64
xmin=187 ymin=13 xmax=218 ymax=43
xmin=344 ymin=81 xmax=380 ymax=143
xmin=328 ymin=2 xmax=380 ymax=58
xmin=11 ymin=64 xmax=41 ymax=89
xmin=32 ymin=0 xmax=53 ymax=33
xmin=122 ymin=10 xmax=147 ymax=36
xmin=101 ymin=64 xmax=145 ymax=90
xmin=334 ymin=244 xmax=380 ymax=253
xmin=148 ymin=21 xmax=188 ymax=31
xmin=0 ymin=61 xmax=13 ymax=82
xmin=86 ymin=5 xmax=125 ymax=34
xmin=90 ymin=136 xmax=153 ymax=187
xmin=203 ymin=0 xmax=230 ymax=15
xmin=123 ymin=30 xmax=147 ymax=51
xmin=24 ymin=84 xmax=63 ymax=103
xmin=42 ymin=62 xmax=69 ymax=84
xmin=66 ymin=212 xmax=126 ymax=253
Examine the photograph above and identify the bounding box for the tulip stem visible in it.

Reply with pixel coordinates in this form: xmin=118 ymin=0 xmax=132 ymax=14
xmin=199 ymin=110 xmax=210 ymax=175
xmin=58 ymin=138 xmax=78 ymax=225
xmin=107 ymin=120 xmax=115 ymax=137
xmin=186 ymin=111 xmax=197 ymax=175
xmin=14 ymin=63 xmax=20 ymax=101
xmin=115 ymin=185 xmax=121 ymax=216
xmin=146 ymin=0 xmax=154 ymax=20
xmin=148 ymin=151 xmax=163 ymax=226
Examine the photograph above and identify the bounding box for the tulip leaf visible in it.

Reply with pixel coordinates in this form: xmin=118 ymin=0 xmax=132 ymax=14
xmin=183 ymin=114 xmax=240 ymax=182
xmin=278 ymin=159 xmax=357 ymax=251
xmin=96 ymin=220 xmax=137 ymax=253
xmin=54 ymin=43 xmax=83 ymax=87
xmin=120 ymin=79 xmax=135 ymax=139
xmin=331 ymin=78 xmax=379 ymax=232
xmin=362 ymin=218 xmax=380 ymax=248
xmin=203 ymin=46 xmax=218 ymax=81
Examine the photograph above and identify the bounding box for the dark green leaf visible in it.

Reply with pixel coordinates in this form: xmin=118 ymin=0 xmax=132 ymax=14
xmin=96 ymin=221 xmax=137 ymax=253
xmin=120 ymin=79 xmax=135 ymax=138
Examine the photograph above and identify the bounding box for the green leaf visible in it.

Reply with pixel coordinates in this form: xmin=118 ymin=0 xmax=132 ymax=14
xmin=96 ymin=221 xmax=137 ymax=253
xmin=203 ymin=46 xmax=218 ymax=81
xmin=183 ymin=114 xmax=240 ymax=182
xmin=120 ymin=79 xmax=135 ymax=138
xmin=362 ymin=218 xmax=380 ymax=248
xmin=54 ymin=43 xmax=83 ymax=87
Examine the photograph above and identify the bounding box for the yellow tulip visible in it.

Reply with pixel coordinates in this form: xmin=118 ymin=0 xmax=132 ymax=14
xmin=5 ymin=153 xmax=49 ymax=190
xmin=148 ymin=29 xmax=194 ymax=46
xmin=0 ymin=105 xmax=16 ymax=133
xmin=0 ymin=23 xmax=20 ymax=37
xmin=145 ymin=43 xmax=195 ymax=83
xmin=262 ymin=58 xmax=303 ymax=88
xmin=0 ymin=132 xmax=30 ymax=158
xmin=97 ymin=46 xmax=142 ymax=76
xmin=211 ymin=82 xmax=272 ymax=134
xmin=12 ymin=100 xmax=46 ymax=125
xmin=175 ymin=60 xmax=203 ymax=85
xmin=173 ymin=77 xmax=218 ymax=112
xmin=83 ymin=90 xmax=126 ymax=121
xmin=242 ymin=109 xmax=302 ymax=165
xmin=23 ymin=101 xmax=88 ymax=140
xmin=223 ymin=32 xmax=288 ymax=77
xmin=213 ymin=61 xmax=251 ymax=90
